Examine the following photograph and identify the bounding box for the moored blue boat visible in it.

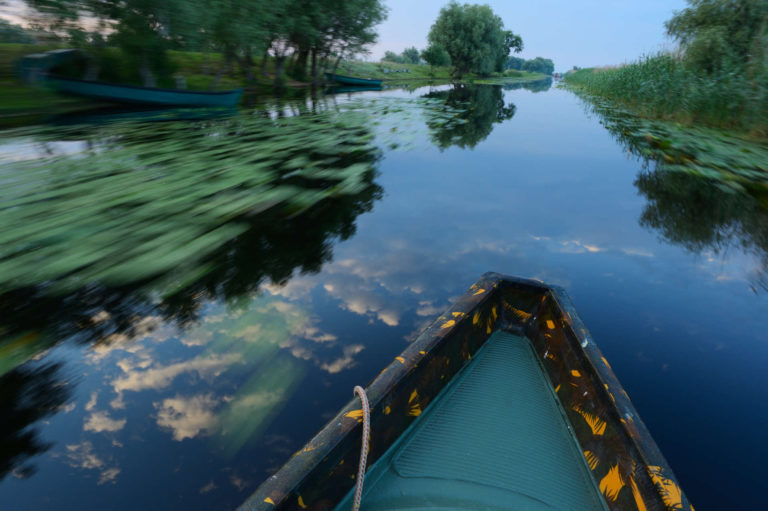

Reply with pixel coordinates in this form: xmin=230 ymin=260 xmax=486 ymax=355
xmin=43 ymin=75 xmax=243 ymax=108
xmin=325 ymin=73 xmax=383 ymax=87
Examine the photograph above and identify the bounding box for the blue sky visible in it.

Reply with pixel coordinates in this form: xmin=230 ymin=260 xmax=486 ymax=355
xmin=369 ymin=0 xmax=689 ymax=71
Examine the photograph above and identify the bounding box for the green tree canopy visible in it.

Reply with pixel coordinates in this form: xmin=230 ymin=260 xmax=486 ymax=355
xmin=665 ymin=0 xmax=768 ymax=75
xmin=421 ymin=43 xmax=451 ymax=69
xmin=505 ymin=56 xmax=524 ymax=70
xmin=382 ymin=50 xmax=404 ymax=63
xmin=0 ymin=19 xmax=36 ymax=44
xmin=401 ymin=46 xmax=420 ymax=64
xmin=427 ymin=1 xmax=522 ymax=77
xmin=522 ymin=57 xmax=554 ymax=75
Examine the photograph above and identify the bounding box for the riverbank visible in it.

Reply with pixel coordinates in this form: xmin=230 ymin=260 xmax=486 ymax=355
xmin=563 ymin=57 xmax=768 ymax=139
xmin=0 ymin=43 xmax=548 ymax=127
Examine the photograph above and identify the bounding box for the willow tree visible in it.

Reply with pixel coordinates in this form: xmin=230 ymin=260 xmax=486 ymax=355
xmin=427 ymin=2 xmax=522 ymax=78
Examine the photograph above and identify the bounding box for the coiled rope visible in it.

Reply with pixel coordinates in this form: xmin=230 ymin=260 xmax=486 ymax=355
xmin=351 ymin=385 xmax=370 ymax=511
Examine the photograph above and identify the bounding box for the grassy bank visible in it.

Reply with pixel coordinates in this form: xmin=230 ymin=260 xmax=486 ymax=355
xmin=563 ymin=54 xmax=768 ymax=137
xmin=0 ymin=43 xmax=551 ymax=126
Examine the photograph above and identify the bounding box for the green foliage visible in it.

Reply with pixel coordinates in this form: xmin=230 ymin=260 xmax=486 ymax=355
xmin=22 ymin=0 xmax=387 ymax=87
xmin=382 ymin=46 xmax=422 ymax=65
xmin=401 ymin=46 xmax=420 ymax=64
xmin=505 ymin=56 xmax=524 ymax=70
xmin=564 ymin=52 xmax=768 ymax=134
xmin=0 ymin=19 xmax=36 ymax=44
xmin=666 ymin=0 xmax=768 ymax=75
xmin=420 ymin=43 xmax=451 ymax=69
xmin=565 ymin=0 xmax=768 ymax=135
xmin=522 ymin=57 xmax=554 ymax=75
xmin=428 ymin=1 xmax=522 ymax=78
xmin=383 ymin=50 xmax=404 ymax=63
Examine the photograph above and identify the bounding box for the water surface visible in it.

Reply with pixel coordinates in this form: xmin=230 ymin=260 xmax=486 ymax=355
xmin=1 ymin=82 xmax=766 ymax=510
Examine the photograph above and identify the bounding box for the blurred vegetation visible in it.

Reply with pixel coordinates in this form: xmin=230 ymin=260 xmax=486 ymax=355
xmin=21 ymin=0 xmax=387 ymax=88
xmin=564 ymin=0 xmax=768 ymax=137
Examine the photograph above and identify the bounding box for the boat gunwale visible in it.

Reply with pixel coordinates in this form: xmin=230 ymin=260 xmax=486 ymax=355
xmin=44 ymin=74 xmax=244 ymax=96
xmin=324 ymin=73 xmax=383 ymax=86
xmin=239 ymin=272 xmax=691 ymax=511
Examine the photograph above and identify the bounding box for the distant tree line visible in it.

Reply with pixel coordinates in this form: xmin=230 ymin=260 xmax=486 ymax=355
xmin=23 ymin=0 xmax=387 ymax=88
xmin=505 ymin=56 xmax=555 ymax=75
xmin=0 ymin=19 xmax=36 ymax=44
xmin=382 ymin=47 xmax=421 ymax=65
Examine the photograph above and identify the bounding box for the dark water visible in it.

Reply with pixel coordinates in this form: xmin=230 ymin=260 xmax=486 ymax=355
xmin=1 ymin=82 xmax=766 ymax=510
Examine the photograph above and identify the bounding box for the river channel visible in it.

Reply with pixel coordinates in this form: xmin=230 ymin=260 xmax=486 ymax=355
xmin=1 ymin=82 xmax=766 ymax=510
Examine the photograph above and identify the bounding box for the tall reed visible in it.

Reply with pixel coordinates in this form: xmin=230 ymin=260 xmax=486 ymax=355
xmin=564 ymin=53 xmax=768 ymax=136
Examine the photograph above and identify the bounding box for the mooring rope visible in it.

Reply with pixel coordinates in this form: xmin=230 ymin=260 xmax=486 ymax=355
xmin=351 ymin=385 xmax=370 ymax=511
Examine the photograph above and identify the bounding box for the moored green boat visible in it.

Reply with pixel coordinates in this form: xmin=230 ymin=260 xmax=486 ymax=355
xmin=325 ymin=73 xmax=383 ymax=87
xmin=43 ymin=75 xmax=243 ymax=108
xmin=239 ymin=273 xmax=692 ymax=511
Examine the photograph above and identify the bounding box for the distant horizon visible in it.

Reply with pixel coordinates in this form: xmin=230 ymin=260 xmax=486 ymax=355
xmin=369 ymin=0 xmax=689 ymax=72
xmin=1 ymin=0 xmax=690 ymax=72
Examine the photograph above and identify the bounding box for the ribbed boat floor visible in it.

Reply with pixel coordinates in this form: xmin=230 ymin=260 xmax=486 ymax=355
xmin=336 ymin=331 xmax=606 ymax=511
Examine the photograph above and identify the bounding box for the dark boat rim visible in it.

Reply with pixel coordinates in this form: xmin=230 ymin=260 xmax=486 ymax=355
xmin=45 ymin=74 xmax=244 ymax=95
xmin=238 ymin=272 xmax=691 ymax=511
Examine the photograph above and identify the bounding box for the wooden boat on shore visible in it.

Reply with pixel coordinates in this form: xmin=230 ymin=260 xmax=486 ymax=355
xmin=324 ymin=73 xmax=383 ymax=87
xmin=18 ymin=50 xmax=243 ymax=108
xmin=43 ymin=75 xmax=243 ymax=108
xmin=239 ymin=273 xmax=692 ymax=511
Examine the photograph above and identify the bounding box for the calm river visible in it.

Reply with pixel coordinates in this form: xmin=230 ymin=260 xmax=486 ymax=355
xmin=1 ymin=82 xmax=766 ymax=510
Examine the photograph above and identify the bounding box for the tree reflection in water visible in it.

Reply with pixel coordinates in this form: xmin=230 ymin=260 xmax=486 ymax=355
xmin=423 ymin=84 xmax=516 ymax=149
xmin=578 ymin=96 xmax=768 ymax=292
xmin=636 ymin=170 xmax=768 ymax=292
xmin=502 ymin=77 xmax=553 ymax=93
xmin=0 ymin=362 xmax=70 ymax=481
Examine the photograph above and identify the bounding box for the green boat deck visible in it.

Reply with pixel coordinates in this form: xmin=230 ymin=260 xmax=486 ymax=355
xmin=335 ymin=331 xmax=608 ymax=510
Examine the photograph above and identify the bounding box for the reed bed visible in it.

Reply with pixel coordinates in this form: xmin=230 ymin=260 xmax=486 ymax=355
xmin=564 ymin=54 xmax=768 ymax=136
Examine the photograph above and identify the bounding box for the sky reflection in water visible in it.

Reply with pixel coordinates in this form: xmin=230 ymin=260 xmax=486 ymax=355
xmin=1 ymin=82 xmax=767 ymax=510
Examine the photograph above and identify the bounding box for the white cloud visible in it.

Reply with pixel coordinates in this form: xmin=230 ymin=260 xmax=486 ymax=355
xmin=112 ymin=353 xmax=242 ymax=395
xmin=155 ymin=394 xmax=221 ymax=441
xmin=320 ymin=344 xmax=365 ymax=374
xmin=84 ymin=411 xmax=126 ymax=433
xmin=64 ymin=441 xmax=121 ymax=485
xmin=85 ymin=392 xmax=98 ymax=411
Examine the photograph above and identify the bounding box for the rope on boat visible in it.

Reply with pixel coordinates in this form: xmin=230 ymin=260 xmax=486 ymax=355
xmin=351 ymin=385 xmax=370 ymax=511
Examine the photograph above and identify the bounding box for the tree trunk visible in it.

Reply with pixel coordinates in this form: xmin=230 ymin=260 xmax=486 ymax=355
xmin=330 ymin=55 xmax=342 ymax=84
xmin=260 ymin=48 xmax=270 ymax=77
xmin=294 ymin=46 xmax=309 ymax=80
xmin=274 ymin=56 xmax=286 ymax=90
xmin=238 ymin=49 xmax=255 ymax=83
xmin=139 ymin=56 xmax=156 ymax=87
xmin=310 ymin=48 xmax=319 ymax=87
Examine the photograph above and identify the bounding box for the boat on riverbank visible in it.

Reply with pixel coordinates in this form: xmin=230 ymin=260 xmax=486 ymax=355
xmin=238 ymin=273 xmax=692 ymax=511
xmin=17 ymin=49 xmax=242 ymax=108
xmin=325 ymin=73 xmax=383 ymax=87
xmin=42 ymin=75 xmax=243 ymax=108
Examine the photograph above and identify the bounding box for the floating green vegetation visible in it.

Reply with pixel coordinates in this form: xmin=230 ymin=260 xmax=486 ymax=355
xmin=0 ymin=92 xmax=478 ymax=371
xmin=0 ymin=108 xmax=381 ymax=295
xmin=581 ymin=98 xmax=768 ymax=195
